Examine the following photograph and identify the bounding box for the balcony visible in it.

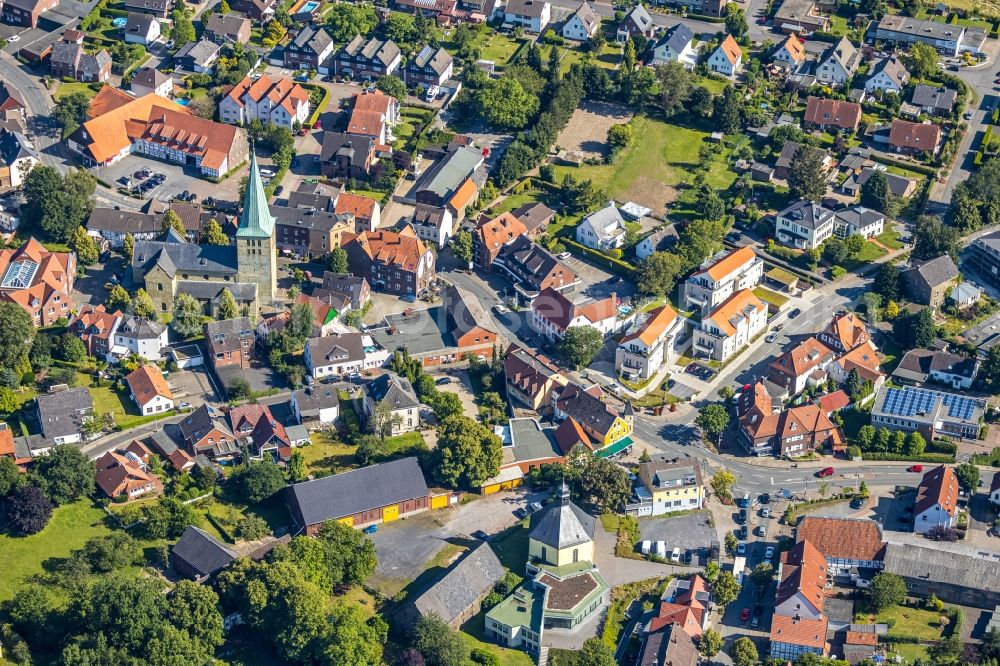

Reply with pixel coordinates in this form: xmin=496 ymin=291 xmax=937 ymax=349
xmin=693 ymin=338 xmax=715 ymax=353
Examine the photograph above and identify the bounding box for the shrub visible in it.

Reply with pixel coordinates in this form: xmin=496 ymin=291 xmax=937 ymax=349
xmin=471 ymin=648 xmax=500 ymax=666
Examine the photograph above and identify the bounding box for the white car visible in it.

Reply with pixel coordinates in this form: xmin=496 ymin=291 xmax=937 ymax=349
xmin=8 ymin=35 xmax=20 ymax=42
xmin=765 ymin=546 xmax=775 ymax=560
xmin=557 ymin=252 xmax=571 ymax=260
xmin=494 ymin=304 xmax=509 ymax=315
xmin=425 ymin=85 xmax=439 ymax=102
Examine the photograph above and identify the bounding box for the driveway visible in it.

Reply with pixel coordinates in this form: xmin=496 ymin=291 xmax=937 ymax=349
xmin=166 ymin=369 xmax=218 ymax=406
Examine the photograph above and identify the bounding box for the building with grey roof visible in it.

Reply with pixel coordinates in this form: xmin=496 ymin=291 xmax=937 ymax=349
xmin=870 ymin=385 xmax=985 ymax=440
xmin=0 ymin=130 xmax=39 ymax=189
xmin=405 ymin=45 xmax=454 ymax=87
xmin=203 ymin=12 xmax=251 ymax=44
xmin=285 ymin=26 xmax=335 ymax=71
xmin=617 ymin=4 xmax=654 ymax=41
xmin=442 ymin=283 xmax=497 ymax=344
xmin=413 ymin=146 xmax=485 ymax=205
xmin=173 ymin=39 xmax=222 ymax=73
xmin=331 ymin=34 xmax=401 ymax=78
xmin=363 ymin=371 xmax=421 ymax=436
xmin=865 ymin=56 xmax=910 ymax=93
xmin=832 ymin=206 xmax=885 ymax=239
xmin=170 ymin=525 xmax=237 ymax=581
xmin=402 ymin=542 xmax=505 ymax=629
xmin=529 ymin=483 xmax=596 ymax=551
xmin=291 ymin=386 xmax=340 ymax=424
xmin=882 ymin=542 xmax=1000 ymax=608
xmin=874 ymin=15 xmax=967 ymax=56
xmin=576 ymin=203 xmax=626 ymax=251
xmin=967 ymin=230 xmax=1000 ymax=289
xmin=304 ymin=332 xmax=367 ymax=379
xmin=492 ymin=418 xmax=564 ymax=482
xmin=891 ymin=348 xmax=979 ymax=390
xmin=910 ymin=84 xmax=957 ymax=116
xmin=902 ymin=254 xmax=959 ymax=308
xmin=775 ymin=200 xmax=836 ymax=250
xmin=113 ymin=314 xmax=168 ymax=361
xmin=34 ymin=387 xmax=94 ymax=445
xmin=286 ymin=456 xmax=431 ymax=534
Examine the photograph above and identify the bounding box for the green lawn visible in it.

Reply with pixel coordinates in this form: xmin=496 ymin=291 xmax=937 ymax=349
xmin=560 ymin=43 xmax=621 ymax=73
xmin=828 ymin=13 xmax=851 ymax=35
xmin=301 ymin=431 xmax=358 ymax=476
xmin=382 ymin=431 xmax=427 ymax=458
xmin=478 ymin=34 xmax=526 ymax=67
xmin=698 ymin=76 xmax=729 ymax=96
xmin=876 ymin=229 xmax=904 ymax=250
xmin=54 ymin=82 xmax=98 ymax=101
xmin=753 ymin=286 xmax=790 ymax=308
xmin=394 ymin=106 xmax=433 ymax=149
xmin=461 ymin=612 xmax=535 ymax=665
xmin=490 ymin=519 xmax=529 ymax=571
xmin=877 ymin=604 xmax=947 ymax=642
xmin=85 ymin=374 xmax=175 ymax=431
xmin=892 ymin=643 xmax=931 ymax=664
xmin=0 ymin=499 xmax=111 ymax=601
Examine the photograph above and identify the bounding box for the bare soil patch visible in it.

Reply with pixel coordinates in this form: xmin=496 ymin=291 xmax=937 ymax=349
xmin=621 ymin=178 xmax=680 ymax=218
xmin=556 ymin=100 xmax=633 ymax=161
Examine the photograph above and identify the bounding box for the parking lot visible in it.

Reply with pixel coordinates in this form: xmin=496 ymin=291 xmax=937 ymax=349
xmin=165 ymin=368 xmax=219 ymax=406
xmin=560 ymin=254 xmax=637 ymax=302
xmin=95 ymin=154 xmax=245 ymax=207
xmin=637 ymin=511 xmax=719 ymax=564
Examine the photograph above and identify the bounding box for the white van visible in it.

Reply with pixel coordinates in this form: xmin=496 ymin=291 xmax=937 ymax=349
xmin=670 ymin=547 xmax=681 ymax=563
xmin=425 ymin=85 xmax=439 ymax=102
xmin=654 ymin=541 xmax=666 ymax=557
xmin=640 ymin=540 xmax=651 ymax=555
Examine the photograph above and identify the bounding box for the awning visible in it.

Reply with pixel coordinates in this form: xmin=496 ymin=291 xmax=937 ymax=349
xmin=597 ymin=437 xmax=633 ymax=458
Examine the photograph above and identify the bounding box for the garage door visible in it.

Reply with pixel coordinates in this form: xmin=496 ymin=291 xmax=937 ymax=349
xmin=501 ymin=479 xmax=522 ymax=491
xmin=431 ymin=494 xmax=449 ymax=509
xmin=482 ymin=483 xmax=501 ymax=495
xmin=382 ymin=504 xmax=399 ymax=522
xmin=337 ymin=516 xmax=353 ymax=528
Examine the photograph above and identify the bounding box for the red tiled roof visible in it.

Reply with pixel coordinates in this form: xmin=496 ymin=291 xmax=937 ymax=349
xmin=796 ymin=516 xmax=885 ymax=563
xmin=346 ymin=227 xmax=428 ymax=272
xmin=126 ymin=364 xmax=173 ymax=406
xmin=770 ymin=614 xmax=828 ymax=650
xmin=915 ymin=465 xmax=958 ymax=518
xmin=804 ymin=96 xmax=861 ymax=130
xmin=889 ymin=119 xmax=941 ymax=150
xmin=817 ymin=390 xmax=851 ymax=414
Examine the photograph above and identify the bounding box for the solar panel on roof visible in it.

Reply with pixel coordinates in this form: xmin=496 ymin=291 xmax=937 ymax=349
xmin=881 ymin=386 xmax=981 ymax=421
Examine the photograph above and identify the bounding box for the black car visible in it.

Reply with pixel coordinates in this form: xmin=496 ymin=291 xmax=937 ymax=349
xmin=472 ymin=530 xmax=490 ymax=541
xmin=850 ymin=497 xmax=865 ymax=509
xmin=788 ymin=308 xmax=801 ymax=319
xmin=758 ymin=493 xmax=770 ymax=504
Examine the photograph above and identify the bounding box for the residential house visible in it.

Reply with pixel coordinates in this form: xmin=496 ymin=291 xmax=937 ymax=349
xmin=773 ymin=141 xmax=832 ymax=181
xmin=143 ymin=432 xmax=195 ymax=472
xmin=503 ymin=0 xmax=551 ymax=33
xmin=740 ymin=384 xmax=845 ymax=456
xmin=170 ymin=525 xmax=237 ymax=581
xmin=769 ymin=337 xmax=836 ymax=395
xmin=126 ymin=364 xmax=175 ymax=416
xmin=617 ymin=5 xmax=654 ymax=42
xmin=552 ymin=383 xmax=633 ymax=455
xmin=828 ymin=340 xmax=884 ymax=391
xmin=402 ymin=542 xmax=505 ymax=629
xmin=775 ymin=200 xmax=836 ymax=250
xmin=320 ymin=132 xmax=376 ymax=180
xmin=692 ymin=289 xmax=767 ymax=362
xmin=770 ymin=540 xmax=830 ymax=661
xmin=832 ymin=207 xmax=885 ymax=239
xmin=881 ymin=542 xmax=1000 ymax=609
xmin=839 ymin=167 xmax=917 ymax=199
xmin=914 ymin=465 xmax=959 ymax=534
xmin=220 ymin=74 xmax=310 ymax=130
xmin=575 ymin=203 xmax=626 ymax=250
xmin=967 ymin=230 xmax=1000 ymax=288
xmin=616 ymin=305 xmax=684 ymax=381
xmin=230 ymin=0 xmax=275 ymax=20
xmin=304 ymin=332 xmax=388 ymax=379
xmin=443 ymin=283 xmax=499 ymax=349
xmin=531 ymin=287 xmax=620 ymax=341
xmin=413 ymin=145 xmax=484 ymax=228
xmin=637 ymin=622 xmax=699 ymax=666
xmin=203 ymin=13 xmax=251 ymax=44
xmin=772 ymin=34 xmax=806 ymax=70
xmin=204 ymin=317 xmax=255 ymax=372
xmin=816 ymin=312 xmax=870 ymax=354
xmin=504 ymin=344 xmax=568 ymax=410
xmin=173 ymin=39 xmax=222 ymax=74
xmin=122 ymin=13 xmax=160 ymax=45
xmin=50 ymin=33 xmax=112 ymax=83
xmin=804 ymin=96 xmax=861 ymax=132
xmin=816 ymin=37 xmax=860 ymax=87
xmin=892 ymin=348 xmax=979 ymax=389
xmin=511 ymin=202 xmax=554 ymax=238
xmin=112 ymin=315 xmax=169 ymax=362
xmin=634 ymin=457 xmax=705 ymax=516
xmin=70 ymin=304 xmax=123 ymax=360
xmin=870 ymin=385 xmax=986 ymax=440
xmin=273 ymin=205 xmax=354 ymax=259
xmin=874 ymin=15 xmax=966 ymax=56
xmin=412 ymin=203 xmax=454 ymax=250
xmin=86 ymin=209 xmax=161 ymax=247
xmin=404 ymin=45 xmax=454 ymax=88
xmin=319 ymin=271 xmax=371 ymax=310
xmin=990 ymin=471 xmax=1000 ymax=505
xmin=473 ymin=212 xmax=527 ymax=270
xmin=902 ymin=254 xmax=959 ymax=308
xmin=681 ymin=246 xmax=763 ymax=316
xmin=228 ymin=402 xmax=292 ymax=460
xmin=865 ymin=56 xmax=910 ymax=94
xmin=122 ymin=0 xmax=171 ymax=17
xmin=635 ymin=226 xmax=679 ymax=260
xmin=951 ymin=282 xmax=981 ymax=309
xmin=363 ymin=372 xmax=420 ymax=436
xmin=648 ymin=24 xmax=697 ymax=69
xmin=1 ymin=0 xmax=58 ymax=26
xmin=0 ymin=130 xmax=39 ymax=189
xmin=95 ymin=447 xmax=163 ymax=500
xmin=643 ymin=576 xmax=710 ymax=640
xmin=286 ymin=26 xmax=335 ymax=71
xmin=291 ymin=386 xmax=340 ymax=425
xmin=130 ymin=67 xmax=172 ymax=97
xmin=333 ymin=35 xmax=401 ymax=78
xmin=295 ymin=293 xmax=342 ymax=337
xmin=888 ymin=119 xmax=942 ymax=156
xmin=0 ymin=83 xmax=26 ymax=124
xmin=0 ymin=238 xmax=75 ymax=327
xmin=493 ymin=236 xmax=579 ymax=301
xmin=178 ymin=404 xmax=239 ymax=459
xmin=773 ymin=0 xmax=829 ymax=33
xmin=796 ymin=516 xmax=885 ymax=576
xmin=341 ymin=227 xmax=435 ymax=297
xmin=286 ymin=456 xmax=432 ymax=534
xmin=562 ymin=2 xmax=600 ymax=40
xmin=331 ymin=191 xmax=380 ymax=232
xmin=910 ymin=84 xmax=957 ymax=116
xmin=707 ymin=34 xmax=742 ymax=77
xmin=35 ymin=387 xmax=93 ymax=445
xmin=346 ymin=89 xmax=400 ymax=145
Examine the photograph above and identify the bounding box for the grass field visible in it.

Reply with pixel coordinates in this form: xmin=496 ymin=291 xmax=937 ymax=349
xmin=892 ymin=643 xmax=931 ymax=664
xmin=54 ymin=82 xmax=98 ymax=101
xmin=0 ymin=499 xmax=111 ymax=601
xmin=474 ymin=34 xmax=526 ymax=68
xmin=84 ymin=373 xmax=174 ymax=431
xmin=878 ymin=604 xmax=947 ymax=642
xmin=876 ymin=229 xmax=904 ymax=249
xmin=560 ymin=43 xmax=621 ymax=73
xmin=753 ymin=287 xmax=790 ymax=308
xmin=301 ymin=431 xmax=357 ymax=476
xmin=394 ymin=106 xmax=433 ymax=150
xmin=461 ymin=612 xmax=535 ymax=666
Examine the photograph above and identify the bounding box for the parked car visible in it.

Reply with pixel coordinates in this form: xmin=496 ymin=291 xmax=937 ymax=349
xmin=765 ymin=546 xmax=775 ymax=560
xmin=740 ymin=608 xmax=750 ymax=622
xmin=494 ymin=304 xmax=509 ymax=315
xmin=528 ymin=501 xmax=543 ymax=513
xmin=850 ymin=497 xmax=865 ymax=509
xmin=788 ymin=308 xmax=801 ymax=319
xmin=817 ymin=466 xmax=834 ymax=477
xmin=176 ymin=401 xmax=192 ymax=411
xmin=472 ymin=530 xmax=490 ymax=541
xmin=557 ymin=252 xmax=571 ymax=260
xmin=908 ymin=464 xmax=923 ymax=473
xmin=751 ymin=613 xmax=760 ymax=628
xmin=765 ymin=333 xmax=777 ymax=343
xmin=435 ymin=377 xmax=452 ymax=385
xmin=756 ymin=525 xmax=766 ymax=536
xmin=761 ymin=507 xmax=769 ymax=519
xmin=362 ymin=525 xmax=378 ymax=534
xmin=737 ymin=542 xmax=746 ymax=555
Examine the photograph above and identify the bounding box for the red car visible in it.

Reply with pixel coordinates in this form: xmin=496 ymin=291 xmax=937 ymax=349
xmin=740 ymin=608 xmax=750 ymax=622
xmin=816 ymin=467 xmax=834 ymax=478
xmin=908 ymin=464 xmax=923 ymax=473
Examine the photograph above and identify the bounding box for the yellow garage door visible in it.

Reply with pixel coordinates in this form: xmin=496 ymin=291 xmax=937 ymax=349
xmin=337 ymin=516 xmax=353 ymax=527
xmin=501 ymin=479 xmax=523 ymax=490
xmin=383 ymin=504 xmax=399 ymax=522
xmin=431 ymin=494 xmax=449 ymax=509
xmin=482 ymin=483 xmax=501 ymax=495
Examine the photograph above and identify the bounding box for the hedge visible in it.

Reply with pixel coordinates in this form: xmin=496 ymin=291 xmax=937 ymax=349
xmin=561 ymin=238 xmax=636 ymax=275
xmin=301 ymin=82 xmax=331 ymax=128
xmin=861 ymin=452 xmax=955 ymax=463
xmin=684 ymin=12 xmax=726 ymax=22
xmin=927 ymin=439 xmax=957 ymax=455
xmin=868 ymin=153 xmax=939 ymax=177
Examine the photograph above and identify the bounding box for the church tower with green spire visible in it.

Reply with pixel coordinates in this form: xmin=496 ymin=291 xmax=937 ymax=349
xmin=236 ymin=150 xmax=277 ymax=307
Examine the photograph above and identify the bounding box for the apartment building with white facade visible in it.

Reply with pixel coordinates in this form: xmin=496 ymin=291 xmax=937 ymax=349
xmin=692 ymin=289 xmax=767 ymax=362
xmin=615 ymin=305 xmax=685 ymax=381
xmin=681 ymin=246 xmax=763 ymax=316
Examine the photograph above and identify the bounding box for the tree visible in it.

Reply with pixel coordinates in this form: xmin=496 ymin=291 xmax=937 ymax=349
xmin=52 ymin=91 xmax=91 ymax=135
xmin=955 ymin=462 xmax=980 ymax=491
xmin=289 ymin=301 xmax=314 ymax=345
xmin=108 ymin=284 xmax=132 ymax=311
xmin=6 ymin=484 xmax=53 ymax=535
xmin=170 ymin=8 xmax=195 ymax=45
xmin=712 ymin=85 xmax=743 ymax=134
xmin=412 ymin=613 xmax=467 ymax=666
xmin=699 ymin=628 xmax=724 ymax=658
xmin=607 ymin=123 xmax=634 ymax=155
xmin=316 ymin=521 xmax=377 ymax=589
xmin=29 ymin=331 xmax=52 ymax=372
xmin=320 ymin=602 xmax=387 ymax=665
xmin=162 ymin=209 xmax=186 ymax=236
xmin=724 ymin=531 xmax=738 ymax=555
xmin=123 ymin=232 xmax=135 ymax=261
xmin=577 ymin=638 xmax=616 ymax=666
xmin=167 ymin=581 xmax=225 ymax=658
xmin=860 ymin=0 xmax=887 ymax=19
xmin=696 ymin=404 xmax=730 ymax=440
xmin=725 ymin=3 xmax=748 ymax=36
xmin=325 ymin=3 xmax=378 ymax=41
xmin=377 ymin=74 xmax=408 ymax=101
xmin=907 ymin=42 xmax=939 ymax=78
xmin=451 ymin=229 xmax=473 ymax=264
xmin=235 ymin=514 xmax=271 ymax=540
xmin=0 ymin=301 xmax=34 ymax=369
xmin=31 ymin=445 xmax=95 ymax=505
xmin=655 ymin=61 xmax=694 ymax=118
xmin=913 ymin=214 xmax=958 ymax=262
xmin=477 ymin=78 xmax=539 ymax=130
xmin=0 ymin=455 xmax=21 ymax=496
xmin=983 ymin=345 xmax=1000 ymax=390
xmin=980 ymin=627 xmax=1000 ymax=662
xmin=730 ymin=636 xmax=758 ymax=666
xmin=171 ymin=293 xmax=204 ymax=338
xmin=495 ymin=141 xmax=536 ymax=187
xmin=863 ymin=292 xmax=883 ymax=323
xmin=370 ymin=399 xmax=404 ymax=439
xmin=233 ymin=460 xmax=286 ymax=503
xmin=694 ymin=185 xmax=726 ymax=221
xmin=928 ymin=634 xmax=963 ymax=664
xmin=750 ymin=562 xmax=774 ymax=587
xmin=712 ymin=570 xmax=741 ymax=607
xmin=885 ymin=300 xmax=899 ymax=319
xmin=558 ymin=325 xmax=603 ymax=369
xmin=858 ymin=424 xmax=876 ymax=449
xmin=431 ymin=415 xmax=502 ymax=489
xmin=328 ymin=247 xmax=348 ymax=273
xmin=906 ymin=431 xmax=926 ymax=456
xmin=72 ymin=226 xmax=99 ymax=265
xmin=79 ymin=532 xmax=139 ymax=572
xmin=218 ymin=288 xmax=239 ymax=320
xmin=861 ymin=169 xmax=897 ymax=216
xmin=711 ymin=470 xmax=736 ymax=501
xmin=636 ymin=251 xmax=683 ymax=296
xmin=892 ymin=308 xmax=936 ymax=350
xmin=869 ymin=572 xmax=907 ymax=610
xmin=789 ymin=145 xmax=828 ymax=201
xmin=202 ymin=218 xmax=229 ymax=245
xmin=59 ymin=333 xmax=87 ymax=363
xmin=578 ymin=457 xmax=632 ymax=512
xmin=874 ymin=263 xmax=901 ymax=301
xmin=22 ymin=167 xmax=94 ymax=243
xmin=133 ymin=288 xmax=155 ymax=319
